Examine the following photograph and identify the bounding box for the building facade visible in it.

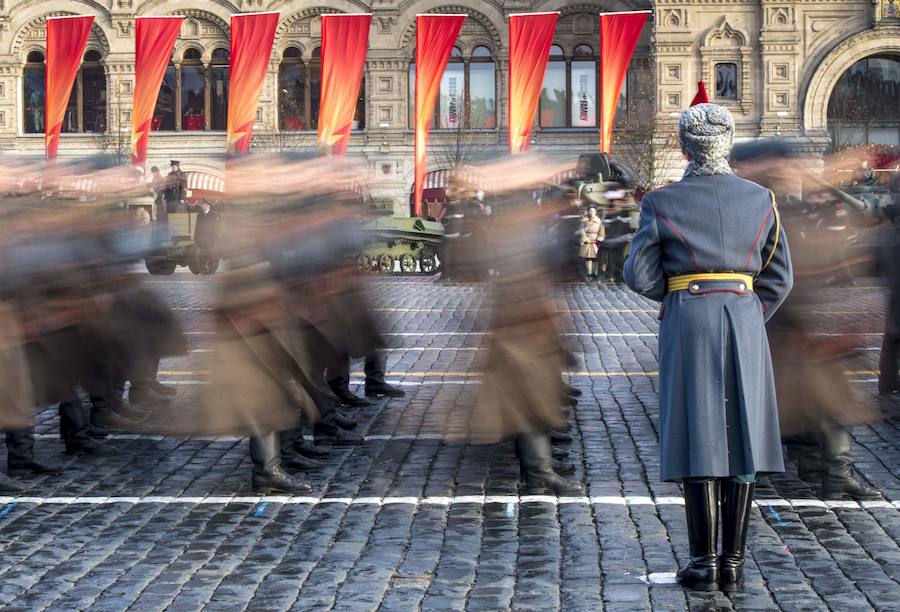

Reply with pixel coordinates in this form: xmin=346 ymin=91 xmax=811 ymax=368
xmin=0 ymin=0 xmax=898 ymax=209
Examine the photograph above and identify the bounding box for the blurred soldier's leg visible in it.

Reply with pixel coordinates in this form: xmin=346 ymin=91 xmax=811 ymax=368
xmin=249 ymin=431 xmax=310 ymax=494
xmin=819 ymin=423 xmax=880 ymax=500
xmin=327 ymin=355 xmax=371 ymax=408
xmin=59 ymin=400 xmax=117 ymax=456
xmin=515 ymin=432 xmax=583 ymax=495
xmin=364 ymin=353 xmax=405 ymax=398
xmin=878 ymin=331 xmax=900 ymax=394
xmin=6 ymin=429 xmax=61 ymax=475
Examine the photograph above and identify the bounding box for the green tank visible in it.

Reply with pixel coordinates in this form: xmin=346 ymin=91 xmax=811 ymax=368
xmin=357 ymin=216 xmax=444 ymax=275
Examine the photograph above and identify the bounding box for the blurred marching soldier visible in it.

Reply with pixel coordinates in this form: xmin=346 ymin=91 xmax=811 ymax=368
xmin=199 ymin=261 xmax=312 ymax=493
xmin=193 ymin=200 xmax=221 ymax=275
xmin=731 ymin=141 xmax=881 ymax=502
xmin=626 ymin=105 xmax=793 ymax=592
xmin=164 ymin=160 xmax=186 ymax=214
xmin=470 ymin=174 xmax=582 ymax=496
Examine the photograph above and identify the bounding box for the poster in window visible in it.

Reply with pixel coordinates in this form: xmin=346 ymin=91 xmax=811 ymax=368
xmin=438 ymin=64 xmax=464 ymax=129
xmin=570 ymin=61 xmax=596 ymax=128
xmin=883 ymin=0 xmax=899 ymax=19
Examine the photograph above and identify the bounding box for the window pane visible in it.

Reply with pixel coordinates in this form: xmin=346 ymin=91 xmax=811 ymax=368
xmin=61 ymin=86 xmax=77 ymax=133
xmin=23 ymin=66 xmax=45 ymax=134
xmin=279 ymin=62 xmax=306 ymax=130
xmin=549 ymin=45 xmax=565 ymax=57
xmin=154 ymin=65 xmax=176 ymax=131
xmin=26 ymin=51 xmax=44 ymax=63
xmin=309 ymin=63 xmax=322 ymax=130
xmin=82 ymin=66 xmax=106 ymax=132
xmin=437 ymin=62 xmax=464 ymax=129
xmin=574 ymin=44 xmax=593 ymax=56
xmin=540 ymin=61 xmax=566 ymax=128
xmin=571 ymin=60 xmax=596 ymax=127
xmin=181 ymin=65 xmax=205 ymax=130
xmin=472 ymin=46 xmax=491 ymax=58
xmin=210 ymin=66 xmax=228 ymax=131
xmin=869 ymin=126 xmax=900 ymax=145
xmin=715 ymin=63 xmax=738 ymax=99
xmin=469 ymin=61 xmax=496 ymax=128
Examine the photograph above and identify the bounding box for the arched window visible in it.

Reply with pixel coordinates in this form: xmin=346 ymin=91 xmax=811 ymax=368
xmin=279 ymin=47 xmax=306 ymax=130
xmin=408 ymin=45 xmax=498 ymax=130
xmin=81 ymin=50 xmax=106 ymax=133
xmin=181 ymin=48 xmax=205 ymax=130
xmin=540 ymin=45 xmax=567 ymax=127
xmin=539 ymin=43 xmax=600 ymax=129
xmin=277 ymin=46 xmax=365 ymax=132
xmin=469 ymin=46 xmax=496 ymax=129
xmin=153 ymin=46 xmax=230 ymax=131
xmin=210 ymin=48 xmax=229 ymax=131
xmin=24 ymin=48 xmax=108 ymax=134
xmin=828 ymin=55 xmax=900 ymax=148
xmin=23 ymin=51 xmax=45 ymax=134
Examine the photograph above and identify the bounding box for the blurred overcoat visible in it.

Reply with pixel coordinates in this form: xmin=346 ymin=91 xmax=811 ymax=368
xmin=625 ymin=174 xmax=794 ymax=481
xmin=472 ymin=204 xmax=568 ymax=443
xmin=0 ymin=303 xmax=33 ymax=430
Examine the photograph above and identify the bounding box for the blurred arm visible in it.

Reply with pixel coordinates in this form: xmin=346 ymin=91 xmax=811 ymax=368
xmin=756 ymin=200 xmax=794 ymax=322
xmin=624 ymin=197 xmax=665 ymax=301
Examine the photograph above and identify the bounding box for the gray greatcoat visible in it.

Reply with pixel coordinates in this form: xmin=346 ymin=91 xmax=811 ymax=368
xmin=624 ymin=174 xmax=793 ymax=481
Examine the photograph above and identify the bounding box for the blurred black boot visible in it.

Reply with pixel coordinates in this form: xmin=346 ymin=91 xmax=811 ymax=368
xmin=819 ymin=426 xmax=881 ymax=500
xmin=364 ymin=354 xmax=405 ymax=398
xmin=250 ymin=432 xmax=310 ymax=494
xmin=516 ymin=433 xmax=583 ymax=495
xmin=280 ymin=430 xmax=322 ymax=472
xmin=719 ymin=480 xmax=754 ymax=593
xmin=6 ymin=429 xmax=62 ymax=475
xmin=676 ymin=480 xmax=719 ymax=591
xmin=313 ymin=421 xmax=364 ymax=446
xmin=59 ymin=401 xmax=117 ymax=456
xmin=549 ymin=429 xmax=572 ymax=444
xmin=0 ymin=472 xmax=25 ymax=493
xmin=294 ymin=433 xmax=330 ymax=458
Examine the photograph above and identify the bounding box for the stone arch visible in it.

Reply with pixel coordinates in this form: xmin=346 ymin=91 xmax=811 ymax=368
xmin=136 ymin=0 xmax=236 ymax=28
xmin=802 ymin=25 xmax=900 ymax=133
xmin=276 ymin=7 xmax=344 ymax=40
xmin=11 ymin=12 xmax=112 ymax=59
xmin=398 ymin=3 xmax=503 ymax=55
xmin=533 ymin=0 xmax=647 ymax=14
xmin=168 ymin=8 xmax=230 ymax=37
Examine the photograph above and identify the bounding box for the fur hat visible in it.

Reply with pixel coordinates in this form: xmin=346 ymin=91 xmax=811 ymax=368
xmin=679 ymin=103 xmax=735 ymax=177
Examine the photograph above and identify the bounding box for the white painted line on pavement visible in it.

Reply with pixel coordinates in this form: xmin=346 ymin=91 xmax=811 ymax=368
xmin=0 ymin=496 xmax=895 ymax=511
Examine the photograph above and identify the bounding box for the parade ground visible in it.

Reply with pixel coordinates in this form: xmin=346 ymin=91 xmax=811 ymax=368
xmin=1 ymin=273 xmax=899 ymax=612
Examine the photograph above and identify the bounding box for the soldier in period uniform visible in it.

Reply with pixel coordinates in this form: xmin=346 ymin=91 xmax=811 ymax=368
xmin=625 ymin=104 xmax=793 ymax=593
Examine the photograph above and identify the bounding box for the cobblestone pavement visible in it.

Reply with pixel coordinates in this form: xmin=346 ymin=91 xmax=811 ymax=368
xmin=2 ymin=272 xmax=900 ymax=611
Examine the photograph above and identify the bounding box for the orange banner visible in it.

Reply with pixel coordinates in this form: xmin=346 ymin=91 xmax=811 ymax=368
xmin=45 ymin=16 xmax=93 ymax=160
xmin=508 ymin=13 xmax=558 ymax=155
xmin=226 ymin=12 xmax=280 ymax=157
xmin=318 ymin=14 xmax=371 ymax=157
xmin=599 ymin=10 xmax=649 ymax=153
xmin=414 ymin=14 xmax=465 ymax=217
xmin=132 ymin=17 xmax=183 ymax=166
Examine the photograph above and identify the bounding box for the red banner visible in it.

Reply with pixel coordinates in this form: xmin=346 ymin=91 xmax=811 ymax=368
xmin=45 ymin=16 xmax=93 ymax=160
xmin=226 ymin=12 xmax=280 ymax=157
xmin=414 ymin=14 xmax=465 ymax=217
xmin=599 ymin=10 xmax=649 ymax=153
xmin=318 ymin=14 xmax=371 ymax=157
xmin=508 ymin=12 xmax=558 ymax=154
xmin=132 ymin=17 xmax=183 ymax=166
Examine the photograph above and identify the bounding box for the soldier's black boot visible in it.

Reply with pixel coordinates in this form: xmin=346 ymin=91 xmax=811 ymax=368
xmin=294 ymin=431 xmax=330 ymax=458
xmin=250 ymin=432 xmax=311 ymax=494
xmin=364 ymin=354 xmax=405 ymax=398
xmin=0 ymin=472 xmax=25 ymax=493
xmin=676 ymin=479 xmax=720 ymax=592
xmin=719 ymin=480 xmax=754 ymax=593
xmin=516 ymin=433 xmax=583 ymax=495
xmin=6 ymin=429 xmax=62 ymax=475
xmin=819 ymin=426 xmax=881 ymax=501
xmin=60 ymin=401 xmax=117 ymax=456
xmin=312 ymin=421 xmax=364 ymax=446
xmin=279 ymin=430 xmax=322 ymax=472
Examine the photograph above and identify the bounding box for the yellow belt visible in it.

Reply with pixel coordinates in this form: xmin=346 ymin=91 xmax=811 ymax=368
xmin=667 ymin=273 xmax=754 ymax=293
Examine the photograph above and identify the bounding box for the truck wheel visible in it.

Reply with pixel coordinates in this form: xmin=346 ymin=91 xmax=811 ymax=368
xmin=379 ymin=254 xmax=394 ymax=274
xmin=187 ymin=246 xmax=204 ymax=275
xmin=400 ymin=253 xmax=416 ymax=274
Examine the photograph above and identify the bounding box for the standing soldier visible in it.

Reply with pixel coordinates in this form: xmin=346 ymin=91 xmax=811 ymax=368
xmin=625 ymin=104 xmax=793 ymax=593
xmin=164 ymin=160 xmax=186 ymax=214
xmin=193 ymin=200 xmax=220 ymax=274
